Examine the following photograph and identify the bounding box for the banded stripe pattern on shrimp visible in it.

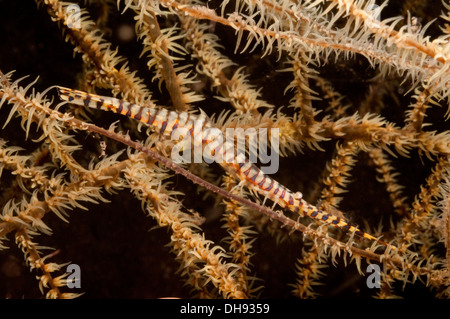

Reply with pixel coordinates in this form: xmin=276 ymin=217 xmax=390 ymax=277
xmin=57 ymin=86 xmax=396 ymax=250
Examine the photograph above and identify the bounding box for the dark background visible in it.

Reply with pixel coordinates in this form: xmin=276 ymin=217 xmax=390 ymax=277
xmin=0 ymin=0 xmax=444 ymax=299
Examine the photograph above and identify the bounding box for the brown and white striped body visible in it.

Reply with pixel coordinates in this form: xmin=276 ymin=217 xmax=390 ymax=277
xmin=57 ymin=86 xmax=392 ymax=248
